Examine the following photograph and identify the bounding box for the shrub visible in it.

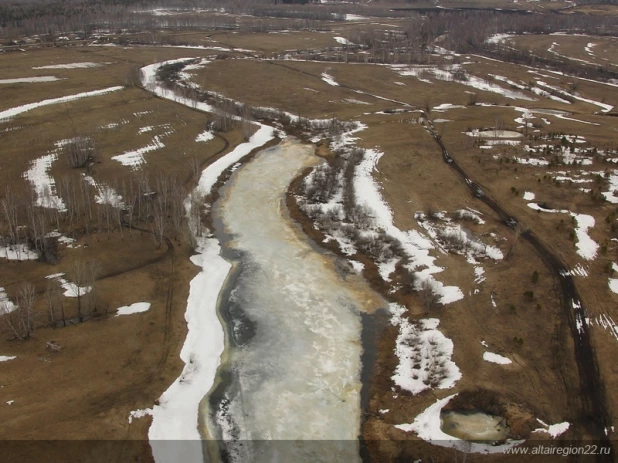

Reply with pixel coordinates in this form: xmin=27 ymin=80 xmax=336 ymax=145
xmin=63 ymin=137 xmax=95 ymax=169
xmin=531 ymin=271 xmax=539 ymax=284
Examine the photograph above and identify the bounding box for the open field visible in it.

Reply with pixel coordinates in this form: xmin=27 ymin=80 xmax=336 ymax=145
xmin=0 ymin=7 xmax=617 ymax=463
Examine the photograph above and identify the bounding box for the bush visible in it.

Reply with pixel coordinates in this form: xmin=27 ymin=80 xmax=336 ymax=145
xmin=64 ymin=137 xmax=95 ymax=169
xmin=531 ymin=270 xmax=539 ymax=284
xmin=523 ymin=290 xmax=534 ymax=301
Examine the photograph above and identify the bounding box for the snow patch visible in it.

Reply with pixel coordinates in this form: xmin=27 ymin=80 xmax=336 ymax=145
xmin=33 ymin=62 xmax=103 ymax=69
xmin=0 ymin=86 xmax=123 ymax=121
xmin=129 ymin=408 xmax=153 ymax=424
xmin=0 ymin=77 xmax=61 ymax=84
xmin=116 ymin=302 xmax=151 ymax=316
xmin=390 ymin=304 xmax=461 ymax=395
xmin=533 ymin=421 xmax=570 ymax=438
xmin=483 ymin=351 xmax=512 ymax=365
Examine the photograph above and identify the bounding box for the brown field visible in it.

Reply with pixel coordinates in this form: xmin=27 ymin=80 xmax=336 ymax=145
xmin=1 ymin=21 xmax=617 ymax=463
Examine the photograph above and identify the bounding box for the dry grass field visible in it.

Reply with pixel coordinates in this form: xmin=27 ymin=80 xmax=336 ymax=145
xmin=1 ymin=15 xmax=617 ymax=463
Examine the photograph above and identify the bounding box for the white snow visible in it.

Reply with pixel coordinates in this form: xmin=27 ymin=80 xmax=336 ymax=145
xmin=0 ymin=287 xmax=17 ymax=314
xmin=116 ymin=302 xmax=151 ymax=316
xmin=350 ymin=260 xmax=365 ymax=273
xmin=608 ymin=279 xmax=618 ymax=294
xmin=527 ymin=203 xmax=568 ymax=213
xmin=434 ymin=103 xmax=465 ymax=111
xmin=334 ymin=36 xmax=354 ymax=46
xmin=345 ymin=14 xmax=369 ymax=21
xmin=571 ymin=213 xmax=598 ymax=261
xmin=6 ymin=400 xmax=14 ymax=405
xmin=321 ymin=72 xmax=339 ymax=86
xmin=0 ymin=86 xmax=123 ymax=121
xmin=536 ymin=80 xmax=613 ymax=113
xmin=396 ymin=395 xmax=524 ymax=453
xmin=33 ymin=62 xmax=102 ymax=69
xmin=391 ymin=65 xmax=534 ymax=100
xmin=354 ymin=147 xmax=463 ymax=304
xmin=465 ymin=129 xmax=522 ymax=138
xmin=485 ymin=33 xmax=514 ymax=45
xmin=196 ymin=125 xmax=274 ymax=195
xmin=533 ymin=421 xmax=570 ymax=438
xmin=45 ymin=273 xmax=91 ymax=298
xmin=474 ymin=266 xmax=485 ymax=284
xmin=195 ymin=129 xmax=214 ymax=143
xmin=523 ymin=191 xmax=535 ymax=201
xmin=112 ymin=135 xmax=166 ymax=167
xmin=149 ymin=241 xmax=227 ymax=461
xmin=23 ymin=151 xmax=66 ymax=211
xmin=483 ymin=351 xmax=512 ymax=365
xmin=390 ymin=304 xmax=461 ymax=395
xmin=585 ymin=42 xmax=596 ymax=56
xmin=82 ymin=175 xmax=123 ymax=207
xmin=0 ymin=243 xmax=38 ymax=261
xmin=0 ymin=356 xmax=16 ymax=362
xmin=143 ymin=59 xmax=274 ymax=462
xmin=129 ymin=408 xmax=153 ymax=424
xmin=0 ymin=77 xmax=61 ymax=84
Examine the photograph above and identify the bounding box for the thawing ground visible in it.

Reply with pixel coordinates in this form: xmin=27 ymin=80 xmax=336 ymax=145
xmin=209 ymin=138 xmax=383 ymax=462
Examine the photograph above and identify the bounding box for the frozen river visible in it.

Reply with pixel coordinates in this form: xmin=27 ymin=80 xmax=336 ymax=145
xmin=206 ymin=138 xmax=384 ymax=462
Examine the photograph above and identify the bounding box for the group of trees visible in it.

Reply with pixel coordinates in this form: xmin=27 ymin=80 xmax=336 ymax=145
xmin=0 ymin=257 xmax=103 ymax=339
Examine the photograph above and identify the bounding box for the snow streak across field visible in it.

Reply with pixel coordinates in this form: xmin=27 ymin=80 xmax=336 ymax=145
xmin=0 ymin=86 xmax=123 ymax=121
xmin=141 ymin=59 xmax=276 ymax=463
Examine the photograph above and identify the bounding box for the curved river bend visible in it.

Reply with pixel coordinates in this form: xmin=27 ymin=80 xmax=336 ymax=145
xmin=205 ymin=138 xmax=384 ymax=462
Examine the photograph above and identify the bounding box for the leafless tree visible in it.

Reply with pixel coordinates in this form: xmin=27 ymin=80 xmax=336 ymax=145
xmin=240 ymin=104 xmax=254 ymax=141
xmin=69 ymin=260 xmax=88 ymax=321
xmin=63 ymin=136 xmax=95 ymax=169
xmin=45 ymin=281 xmax=57 ymax=327
xmin=418 ymin=279 xmax=440 ymax=315
xmin=86 ymin=260 xmax=102 ymax=314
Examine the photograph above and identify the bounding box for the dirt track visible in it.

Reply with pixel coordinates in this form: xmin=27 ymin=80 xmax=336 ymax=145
xmin=424 ymin=119 xmax=613 ymax=460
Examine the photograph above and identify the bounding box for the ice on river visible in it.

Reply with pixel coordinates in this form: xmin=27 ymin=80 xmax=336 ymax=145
xmin=212 ymin=138 xmax=378 ymax=462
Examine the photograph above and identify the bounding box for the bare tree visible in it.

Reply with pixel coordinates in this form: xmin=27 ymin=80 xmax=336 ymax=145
xmin=69 ymin=260 xmax=88 ymax=321
xmin=418 ymin=279 xmax=440 ymax=315
xmin=18 ymin=282 xmax=36 ymax=338
xmin=45 ymin=282 xmax=56 ymax=327
xmin=86 ymin=260 xmax=102 ymax=314
xmin=63 ymin=136 xmax=95 ymax=169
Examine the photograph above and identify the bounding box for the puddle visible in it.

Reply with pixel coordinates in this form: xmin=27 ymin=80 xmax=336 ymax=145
xmin=441 ymin=410 xmax=510 ymax=442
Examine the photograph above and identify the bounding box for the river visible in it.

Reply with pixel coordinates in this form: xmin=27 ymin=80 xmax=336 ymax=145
xmin=204 ymin=138 xmax=384 ymax=462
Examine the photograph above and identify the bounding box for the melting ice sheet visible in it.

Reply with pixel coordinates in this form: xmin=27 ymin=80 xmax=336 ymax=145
xmin=211 ymin=139 xmax=376 ymax=462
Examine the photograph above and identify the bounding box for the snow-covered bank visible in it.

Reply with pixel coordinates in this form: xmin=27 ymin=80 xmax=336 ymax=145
xmin=0 ymin=86 xmax=123 ymax=121
xmin=142 ymin=59 xmax=275 ymax=462
xmin=149 ymin=237 xmax=229 ymax=462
